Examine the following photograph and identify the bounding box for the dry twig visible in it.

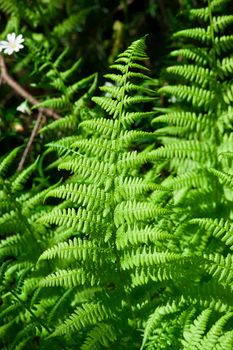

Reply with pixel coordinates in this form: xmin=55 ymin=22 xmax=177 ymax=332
xmin=0 ymin=55 xmax=60 ymax=120
xmin=17 ymin=110 xmax=44 ymax=171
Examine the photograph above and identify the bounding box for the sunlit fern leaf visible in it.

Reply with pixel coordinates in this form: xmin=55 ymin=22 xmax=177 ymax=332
xmin=162 ymin=169 xmax=211 ymax=190
xmin=0 ymin=210 xmax=25 ymax=235
xmin=208 ymin=168 xmax=233 ymax=190
xmin=182 ymin=308 xmax=213 ymax=349
xmin=79 ymin=118 xmax=118 ymax=139
xmin=150 ymin=140 xmax=213 ymax=163
xmin=51 ymin=302 xmax=112 ymax=336
xmin=39 ymin=237 xmax=99 ymax=261
xmin=173 ymin=28 xmax=211 ymax=44
xmin=46 ymin=183 xmax=111 ymax=210
xmin=115 ymin=177 xmax=167 ymax=201
xmin=166 ymin=65 xmax=212 ymax=87
xmin=121 ymin=247 xmax=185 ymax=270
xmin=215 ymin=35 xmax=233 ymax=55
xmin=152 ymin=110 xmax=204 ymax=128
xmin=203 ymin=253 xmax=233 ymax=287
xmin=182 ymin=309 xmax=233 ymax=350
xmin=159 ymin=85 xmax=214 ymax=109
xmin=190 ymin=218 xmax=233 ymax=248
xmin=39 ymin=207 xmax=105 ymax=233
xmin=114 ymin=201 xmax=170 ymax=227
xmin=116 ymin=225 xmax=174 ymax=250
xmin=170 ymin=48 xmax=209 ymax=65
xmin=40 ymin=268 xmax=95 ymax=288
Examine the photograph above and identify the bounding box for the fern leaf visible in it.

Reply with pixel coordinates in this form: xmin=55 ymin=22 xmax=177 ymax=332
xmin=174 ymin=28 xmax=211 ymax=43
xmin=159 ymin=85 xmax=214 ymax=109
xmin=208 ymin=168 xmax=233 ymax=190
xmin=121 ymin=247 xmax=183 ymax=270
xmin=0 ymin=147 xmax=22 ymax=177
xmin=39 ymin=237 xmax=99 ymax=262
xmin=116 ymin=225 xmax=173 ymax=250
xmin=51 ymin=302 xmax=112 ymax=336
xmin=40 ymin=268 xmax=93 ymax=288
xmin=81 ymin=323 xmax=117 ymax=350
xmin=170 ymin=48 xmax=209 ymax=65
xmin=141 ymin=301 xmax=182 ymax=349
xmin=114 ymin=201 xmax=170 ymax=227
xmin=190 ymin=218 xmax=233 ymax=248
xmin=11 ymin=157 xmax=39 ymax=192
xmin=39 ymin=207 xmax=103 ymax=233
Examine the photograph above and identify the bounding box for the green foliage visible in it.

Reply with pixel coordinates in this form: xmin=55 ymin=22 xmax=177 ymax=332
xmin=0 ymin=0 xmax=233 ymax=349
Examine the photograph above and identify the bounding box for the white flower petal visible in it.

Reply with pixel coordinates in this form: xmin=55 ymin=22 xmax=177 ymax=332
xmin=7 ymin=32 xmax=16 ymax=42
xmin=16 ymin=34 xmax=24 ymax=44
xmin=4 ymin=47 xmax=14 ymax=55
xmin=0 ymin=40 xmax=9 ymax=47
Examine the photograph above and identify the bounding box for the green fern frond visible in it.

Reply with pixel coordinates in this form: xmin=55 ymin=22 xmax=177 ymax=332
xmin=122 ymin=111 xmax=155 ymax=127
xmin=60 ymin=58 xmax=83 ymax=81
xmin=0 ymin=146 xmax=22 ymax=177
xmin=215 ymin=35 xmax=233 ymax=54
xmin=173 ymin=28 xmax=211 ymax=44
xmin=11 ymin=157 xmax=39 ymax=192
xmin=81 ymin=323 xmax=117 ymax=350
xmin=182 ymin=309 xmax=233 ymax=350
xmin=40 ymin=268 xmax=93 ymax=288
xmin=115 ymin=177 xmax=166 ymax=201
xmin=46 ymin=183 xmax=110 ymax=209
xmin=182 ymin=308 xmax=213 ymax=349
xmin=51 ymin=302 xmax=112 ymax=336
xmin=34 ymin=95 xmax=67 ymax=110
xmin=0 ymin=234 xmax=22 ymax=259
xmin=170 ymin=48 xmax=209 ymax=65
xmin=159 ymin=85 xmax=214 ymax=109
xmin=162 ymin=169 xmax=210 ymax=190
xmin=0 ymin=210 xmax=25 ymax=235
xmin=166 ymin=65 xmax=212 ymax=86
xmin=121 ymin=247 xmax=183 ymax=270
xmin=52 ymin=7 xmax=95 ymax=37
xmin=190 ymin=218 xmax=233 ymax=248
xmin=39 ymin=207 xmax=103 ymax=233
xmin=141 ymin=300 xmax=182 ymax=350
xmin=150 ymin=140 xmax=213 ymax=162
xmin=39 ymin=237 xmax=99 ymax=261
xmin=114 ymin=201 xmax=170 ymax=227
xmin=116 ymin=225 xmax=173 ymax=250
xmin=203 ymin=253 xmax=233 ymax=286
xmin=79 ymin=118 xmax=118 ymax=139
xmin=209 ymin=168 xmax=233 ymax=190
xmin=152 ymin=111 xmax=205 ymax=131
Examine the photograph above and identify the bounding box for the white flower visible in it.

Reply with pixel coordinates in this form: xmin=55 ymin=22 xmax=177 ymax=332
xmin=168 ymin=95 xmax=177 ymax=104
xmin=16 ymin=100 xmax=31 ymax=115
xmin=0 ymin=33 xmax=24 ymax=55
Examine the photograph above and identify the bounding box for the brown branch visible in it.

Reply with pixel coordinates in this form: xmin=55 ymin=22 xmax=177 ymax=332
xmin=17 ymin=110 xmax=45 ymax=171
xmin=0 ymin=55 xmax=60 ymax=120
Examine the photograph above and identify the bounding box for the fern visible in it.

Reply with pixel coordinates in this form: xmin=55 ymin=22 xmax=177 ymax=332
xmin=142 ymin=0 xmax=233 ymax=347
xmin=36 ymin=37 xmax=181 ymax=348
